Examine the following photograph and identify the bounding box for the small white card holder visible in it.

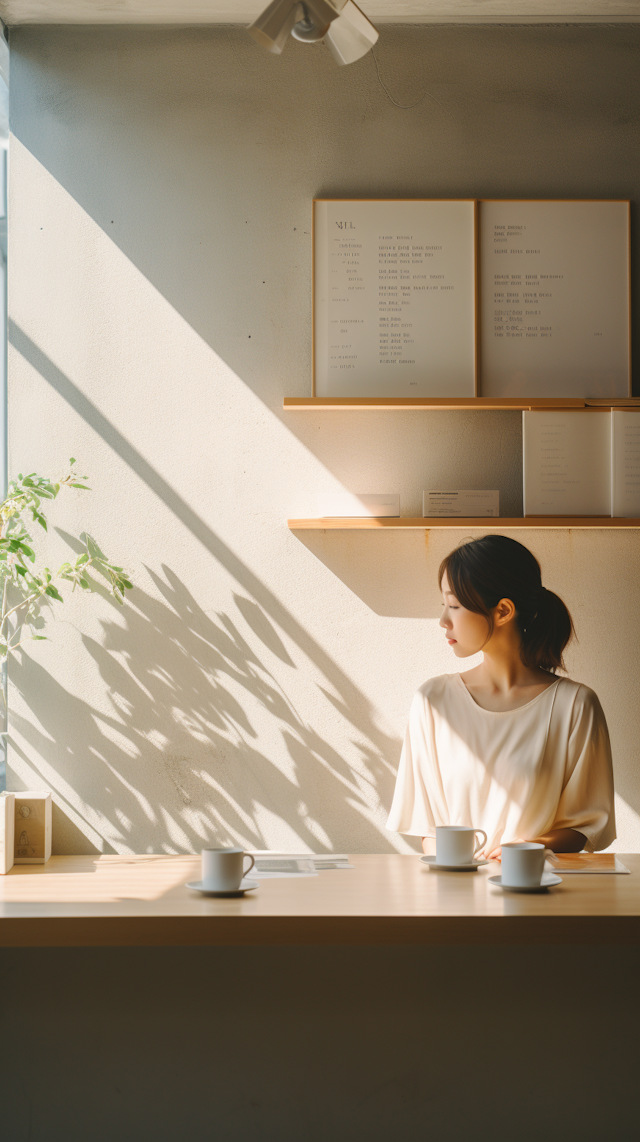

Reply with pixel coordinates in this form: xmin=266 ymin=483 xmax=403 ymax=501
xmin=13 ymin=791 xmax=52 ymax=864
xmin=0 ymin=792 xmax=15 ymax=873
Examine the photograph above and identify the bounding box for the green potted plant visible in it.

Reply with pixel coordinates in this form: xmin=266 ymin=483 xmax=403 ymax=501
xmin=0 ymin=458 xmax=132 ymax=688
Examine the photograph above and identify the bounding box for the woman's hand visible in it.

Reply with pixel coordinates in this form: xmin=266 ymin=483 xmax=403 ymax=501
xmin=479 ymin=838 xmax=526 ymax=862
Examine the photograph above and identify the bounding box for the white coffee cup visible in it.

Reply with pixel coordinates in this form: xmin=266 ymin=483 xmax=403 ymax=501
xmin=501 ymin=842 xmax=553 ymax=888
xmin=201 ymin=847 xmax=255 ymax=891
xmin=435 ymin=825 xmax=488 ymax=866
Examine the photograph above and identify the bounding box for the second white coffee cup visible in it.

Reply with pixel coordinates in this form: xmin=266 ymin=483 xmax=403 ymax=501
xmin=435 ymin=825 xmax=487 ymax=866
xmin=501 ymin=842 xmax=551 ymax=888
xmin=201 ymin=847 xmax=255 ymax=891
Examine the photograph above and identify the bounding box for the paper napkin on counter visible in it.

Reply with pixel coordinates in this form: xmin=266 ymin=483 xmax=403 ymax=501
xmin=248 ymin=852 xmax=354 ymax=877
xmin=545 ymin=854 xmax=630 ymax=874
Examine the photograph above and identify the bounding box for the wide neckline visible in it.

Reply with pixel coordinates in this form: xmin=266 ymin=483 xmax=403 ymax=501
xmin=454 ymin=671 xmax=561 ymax=715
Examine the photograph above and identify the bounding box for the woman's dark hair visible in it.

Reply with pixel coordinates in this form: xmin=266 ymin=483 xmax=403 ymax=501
xmin=438 ymin=534 xmax=574 ymax=673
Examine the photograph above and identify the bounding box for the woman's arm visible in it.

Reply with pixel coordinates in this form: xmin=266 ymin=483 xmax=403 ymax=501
xmin=485 ymin=827 xmax=586 ymax=861
xmin=530 ymin=827 xmax=586 ymax=853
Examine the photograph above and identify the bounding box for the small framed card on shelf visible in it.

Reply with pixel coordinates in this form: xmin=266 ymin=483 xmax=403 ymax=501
xmin=423 ymin=490 xmax=499 ymax=517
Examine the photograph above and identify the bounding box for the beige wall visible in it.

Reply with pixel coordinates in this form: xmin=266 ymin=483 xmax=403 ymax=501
xmin=7 ymin=24 xmax=640 ymax=853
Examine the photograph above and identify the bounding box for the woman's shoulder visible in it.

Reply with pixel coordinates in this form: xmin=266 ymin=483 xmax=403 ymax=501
xmin=557 ymin=676 xmax=603 ymax=703
xmin=413 ymin=673 xmax=461 ymax=705
xmin=554 ymin=676 xmax=605 ymax=715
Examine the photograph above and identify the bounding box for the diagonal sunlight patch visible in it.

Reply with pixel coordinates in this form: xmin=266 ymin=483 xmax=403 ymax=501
xmin=8 ymin=141 xmax=418 ymax=854
xmin=9 ymin=138 xmax=370 ymax=517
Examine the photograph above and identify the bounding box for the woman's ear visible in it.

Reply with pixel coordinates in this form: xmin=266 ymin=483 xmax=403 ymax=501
xmin=493 ymin=597 xmax=517 ymax=627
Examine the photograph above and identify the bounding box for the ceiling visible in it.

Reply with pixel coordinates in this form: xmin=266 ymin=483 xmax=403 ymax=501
xmin=1 ymin=1 xmax=639 ymax=26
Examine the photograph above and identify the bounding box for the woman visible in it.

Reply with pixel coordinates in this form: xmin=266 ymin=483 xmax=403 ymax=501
xmin=387 ymin=534 xmax=615 ymax=858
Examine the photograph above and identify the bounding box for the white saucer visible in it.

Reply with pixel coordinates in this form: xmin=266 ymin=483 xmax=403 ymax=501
xmin=186 ymin=878 xmax=259 ymax=897
xmin=420 ymin=855 xmax=489 ymax=872
xmin=489 ymin=872 xmax=562 ymax=894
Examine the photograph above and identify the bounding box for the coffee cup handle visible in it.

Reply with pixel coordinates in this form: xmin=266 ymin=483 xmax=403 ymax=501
xmin=473 ymin=830 xmax=488 ymax=856
xmin=243 ymin=854 xmax=256 ymax=881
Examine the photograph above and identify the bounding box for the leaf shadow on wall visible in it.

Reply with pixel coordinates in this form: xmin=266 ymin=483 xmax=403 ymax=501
xmin=8 ymin=562 xmax=407 ymax=856
xmin=7 ymin=323 xmax=418 ymax=854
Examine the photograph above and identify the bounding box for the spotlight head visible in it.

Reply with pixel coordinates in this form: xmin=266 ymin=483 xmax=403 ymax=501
xmin=291 ymin=16 xmax=329 ymax=43
xmin=247 ymin=0 xmax=305 ymax=55
xmin=324 ymin=0 xmax=379 ymax=66
xmin=248 ymin=1 xmax=346 ymax=55
xmin=248 ymin=0 xmax=377 ymax=65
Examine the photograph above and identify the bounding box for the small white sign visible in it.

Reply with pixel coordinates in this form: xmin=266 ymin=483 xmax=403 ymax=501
xmin=0 ymin=793 xmax=15 ymax=874
xmin=423 ymin=490 xmax=500 ymax=517
xmin=318 ymin=493 xmax=400 ymax=518
xmin=13 ymin=791 xmax=52 ymax=864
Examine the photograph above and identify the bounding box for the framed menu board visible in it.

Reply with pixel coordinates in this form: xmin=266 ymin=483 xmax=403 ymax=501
xmin=313 ymin=198 xmax=631 ymax=400
xmin=479 ymin=200 xmax=631 ymax=398
xmin=313 ymin=199 xmax=477 ymax=398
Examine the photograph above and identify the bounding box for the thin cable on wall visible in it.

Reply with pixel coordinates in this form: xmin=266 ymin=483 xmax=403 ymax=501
xmin=371 ymin=48 xmax=444 ymax=111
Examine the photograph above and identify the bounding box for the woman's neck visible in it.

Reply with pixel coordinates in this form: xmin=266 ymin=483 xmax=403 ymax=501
xmin=461 ymin=626 xmax=556 ymax=707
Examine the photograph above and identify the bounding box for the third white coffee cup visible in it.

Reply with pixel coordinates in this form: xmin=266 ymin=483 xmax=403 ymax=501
xmin=501 ymin=842 xmax=552 ymax=888
xmin=201 ymin=847 xmax=255 ymax=891
xmin=435 ymin=825 xmax=487 ymax=866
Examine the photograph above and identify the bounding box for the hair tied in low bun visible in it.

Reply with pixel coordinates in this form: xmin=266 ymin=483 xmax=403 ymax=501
xmin=438 ymin=535 xmax=575 ymax=673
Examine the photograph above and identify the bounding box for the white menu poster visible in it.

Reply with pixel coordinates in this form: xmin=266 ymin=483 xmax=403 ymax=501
xmin=611 ymin=411 xmax=640 ymax=518
xmin=314 ymin=199 xmax=476 ymax=398
xmin=480 ymin=200 xmax=630 ymax=398
xmin=523 ymin=410 xmax=611 ymax=516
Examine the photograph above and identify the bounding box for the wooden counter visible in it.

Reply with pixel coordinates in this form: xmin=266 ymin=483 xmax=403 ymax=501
xmin=1 ymin=853 xmax=638 ymax=946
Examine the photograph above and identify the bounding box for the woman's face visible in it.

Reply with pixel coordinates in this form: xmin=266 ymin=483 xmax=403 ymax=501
xmin=439 ymin=571 xmax=491 ymax=658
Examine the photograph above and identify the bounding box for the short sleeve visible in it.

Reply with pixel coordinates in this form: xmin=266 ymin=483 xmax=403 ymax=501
xmin=552 ymin=686 xmax=616 ymax=851
xmin=386 ymin=688 xmax=438 ymax=836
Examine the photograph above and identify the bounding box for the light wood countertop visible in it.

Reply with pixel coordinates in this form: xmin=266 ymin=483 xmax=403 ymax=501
xmin=1 ymin=854 xmax=638 ymax=947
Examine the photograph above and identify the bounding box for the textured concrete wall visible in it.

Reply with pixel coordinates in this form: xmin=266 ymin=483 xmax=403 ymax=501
xmin=7 ymin=24 xmax=640 ymax=854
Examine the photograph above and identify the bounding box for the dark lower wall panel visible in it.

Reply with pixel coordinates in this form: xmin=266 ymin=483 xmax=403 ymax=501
xmin=1 ymin=943 xmax=637 ymax=1141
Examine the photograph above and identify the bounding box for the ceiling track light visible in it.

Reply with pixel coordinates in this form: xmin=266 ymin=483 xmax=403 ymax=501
xmin=291 ymin=8 xmax=330 ymax=44
xmin=248 ymin=0 xmax=379 ymax=67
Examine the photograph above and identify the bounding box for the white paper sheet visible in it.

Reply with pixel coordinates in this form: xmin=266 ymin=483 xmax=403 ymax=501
xmin=317 ymin=493 xmax=400 ymax=518
xmin=523 ymin=410 xmax=611 ymax=516
xmin=248 ymin=852 xmax=354 ymax=877
xmin=314 ymin=199 xmax=476 ymax=398
xmin=544 ymin=855 xmax=630 ymax=874
xmin=611 ymin=410 xmax=640 ymax=518
xmin=480 ymin=200 xmax=630 ymax=398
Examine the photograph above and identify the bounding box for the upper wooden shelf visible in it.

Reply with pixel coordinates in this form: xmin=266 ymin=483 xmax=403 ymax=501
xmin=283 ymin=397 xmax=640 ymax=412
xmin=288 ymin=517 xmax=640 ymax=530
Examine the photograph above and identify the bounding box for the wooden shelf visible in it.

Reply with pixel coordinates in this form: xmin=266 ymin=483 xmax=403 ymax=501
xmin=288 ymin=517 xmax=640 ymax=530
xmin=284 ymin=397 xmax=640 ymax=412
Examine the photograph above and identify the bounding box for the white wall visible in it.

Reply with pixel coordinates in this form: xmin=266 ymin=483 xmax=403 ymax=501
xmin=7 ymin=24 xmax=640 ymax=853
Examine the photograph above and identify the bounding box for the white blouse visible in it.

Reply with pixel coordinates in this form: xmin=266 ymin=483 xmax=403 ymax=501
xmin=387 ymin=673 xmax=615 ymax=853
